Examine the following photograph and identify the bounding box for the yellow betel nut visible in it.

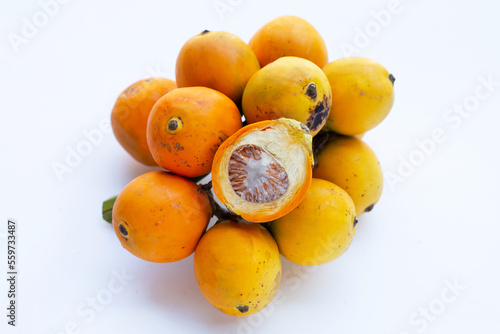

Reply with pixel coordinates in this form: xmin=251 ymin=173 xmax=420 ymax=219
xmin=242 ymin=57 xmax=331 ymax=136
xmin=194 ymin=220 xmax=282 ymax=316
xmin=175 ymin=30 xmax=260 ymax=105
xmin=111 ymin=78 xmax=176 ymax=166
xmin=249 ymin=15 xmax=329 ymax=68
xmin=313 ymin=135 xmax=383 ymax=216
xmin=268 ymin=178 xmax=357 ymax=266
xmin=323 ymin=57 xmax=395 ymax=135
xmin=112 ymin=171 xmax=212 ymax=263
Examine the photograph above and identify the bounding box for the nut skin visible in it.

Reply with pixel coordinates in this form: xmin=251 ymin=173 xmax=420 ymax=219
xmin=194 ymin=220 xmax=282 ymax=316
xmin=176 ymin=30 xmax=260 ymax=105
xmin=322 ymin=57 xmax=395 ymax=135
xmin=112 ymin=171 xmax=212 ymax=263
xmin=313 ymin=135 xmax=383 ymax=216
xmin=268 ymin=178 xmax=356 ymax=266
xmin=111 ymin=78 xmax=176 ymax=166
xmin=249 ymin=15 xmax=328 ymax=68
xmin=147 ymin=87 xmax=242 ymax=178
xmin=242 ymin=57 xmax=332 ymax=137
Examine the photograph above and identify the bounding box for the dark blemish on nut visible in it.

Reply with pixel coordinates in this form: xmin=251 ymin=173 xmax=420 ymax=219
xmin=118 ymin=222 xmax=129 ymax=240
xmin=365 ymin=204 xmax=375 ymax=213
xmin=119 ymin=224 xmax=128 ymax=236
xmin=166 ymin=143 xmax=171 ymax=153
xmin=236 ymin=305 xmax=249 ymax=313
xmin=218 ymin=131 xmax=229 ymax=142
xmin=389 ymin=74 xmax=395 ymax=85
xmin=305 ymin=83 xmax=317 ymax=100
xmin=174 ymin=143 xmax=184 ymax=151
xmin=353 ymin=217 xmax=358 ymax=228
xmin=306 ymin=93 xmax=331 ymax=133
xmin=168 ymin=119 xmax=179 ymax=131
xmin=201 ymin=30 xmax=210 ymax=35
xmin=123 ymin=86 xmax=138 ymax=96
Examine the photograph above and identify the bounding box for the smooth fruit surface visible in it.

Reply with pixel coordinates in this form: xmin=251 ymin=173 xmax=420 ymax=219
xmin=212 ymin=118 xmax=313 ymax=223
xmin=323 ymin=57 xmax=395 ymax=135
xmin=111 ymin=78 xmax=176 ymax=165
xmin=176 ymin=30 xmax=260 ymax=104
xmin=249 ymin=16 xmax=328 ymax=68
xmin=313 ymin=135 xmax=383 ymax=216
xmin=147 ymin=87 xmax=242 ymax=177
xmin=269 ymin=178 xmax=356 ymax=265
xmin=194 ymin=220 xmax=281 ymax=316
xmin=242 ymin=57 xmax=331 ymax=136
xmin=112 ymin=171 xmax=212 ymax=263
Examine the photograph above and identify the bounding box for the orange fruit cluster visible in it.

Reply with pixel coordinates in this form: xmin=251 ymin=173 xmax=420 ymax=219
xmin=103 ymin=15 xmax=395 ymax=317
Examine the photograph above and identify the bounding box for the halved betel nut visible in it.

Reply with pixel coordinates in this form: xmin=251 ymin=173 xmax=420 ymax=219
xmin=212 ymin=118 xmax=313 ymax=223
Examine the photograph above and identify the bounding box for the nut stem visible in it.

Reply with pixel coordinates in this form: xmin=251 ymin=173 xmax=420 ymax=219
xmin=102 ymin=196 xmax=117 ymax=224
xmin=200 ymin=180 xmax=252 ymax=223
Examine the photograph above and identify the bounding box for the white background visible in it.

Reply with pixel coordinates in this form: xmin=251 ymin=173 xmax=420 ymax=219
xmin=1 ymin=0 xmax=500 ymax=333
